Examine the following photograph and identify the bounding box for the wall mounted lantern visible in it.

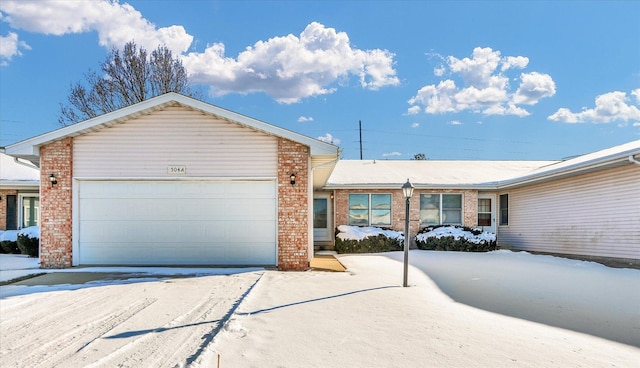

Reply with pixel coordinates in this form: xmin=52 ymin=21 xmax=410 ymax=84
xmin=290 ymin=173 xmax=296 ymax=185
xmin=49 ymin=173 xmax=58 ymax=187
xmin=402 ymin=178 xmax=414 ymax=287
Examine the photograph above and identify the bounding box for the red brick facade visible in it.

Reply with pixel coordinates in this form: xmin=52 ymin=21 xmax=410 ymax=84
xmin=277 ymin=138 xmax=310 ymax=271
xmin=39 ymin=138 xmax=74 ymax=268
xmin=335 ymin=189 xmax=479 ymax=245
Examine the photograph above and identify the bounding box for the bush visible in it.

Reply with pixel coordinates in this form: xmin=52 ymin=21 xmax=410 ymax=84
xmin=1 ymin=240 xmax=20 ymax=254
xmin=17 ymin=234 xmax=39 ymax=257
xmin=415 ymin=225 xmax=497 ymax=252
xmin=335 ymin=234 xmax=403 ymax=254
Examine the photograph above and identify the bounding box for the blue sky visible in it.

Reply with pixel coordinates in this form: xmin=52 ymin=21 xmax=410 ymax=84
xmin=1 ymin=0 xmax=639 ymax=160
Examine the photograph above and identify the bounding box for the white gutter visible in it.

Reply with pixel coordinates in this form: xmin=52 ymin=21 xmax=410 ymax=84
xmin=13 ymin=157 xmax=40 ymax=170
xmin=629 ymin=155 xmax=640 ymax=166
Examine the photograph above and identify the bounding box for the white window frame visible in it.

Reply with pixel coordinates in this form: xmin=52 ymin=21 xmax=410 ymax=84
xmin=419 ymin=193 xmax=463 ymax=226
xmin=348 ymin=193 xmax=392 ymax=227
xmin=18 ymin=193 xmax=40 ymax=229
xmin=499 ymin=193 xmax=509 ymax=226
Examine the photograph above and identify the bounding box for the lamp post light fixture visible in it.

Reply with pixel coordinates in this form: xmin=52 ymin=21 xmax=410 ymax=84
xmin=402 ymin=178 xmax=414 ymax=287
xmin=290 ymin=173 xmax=296 ymax=185
xmin=49 ymin=174 xmax=58 ymax=187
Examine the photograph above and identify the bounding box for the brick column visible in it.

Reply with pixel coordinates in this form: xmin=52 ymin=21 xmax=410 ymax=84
xmin=277 ymin=138 xmax=309 ymax=271
xmin=39 ymin=138 xmax=73 ymax=268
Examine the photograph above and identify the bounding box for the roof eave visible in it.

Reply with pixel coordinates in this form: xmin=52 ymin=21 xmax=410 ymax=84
xmin=324 ymin=183 xmax=497 ymax=190
xmin=496 ymin=151 xmax=639 ymax=189
xmin=4 ymin=92 xmax=340 ymax=159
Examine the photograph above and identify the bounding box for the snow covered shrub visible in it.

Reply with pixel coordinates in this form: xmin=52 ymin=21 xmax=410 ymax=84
xmin=17 ymin=227 xmax=40 ymax=257
xmin=415 ymin=225 xmax=497 ymax=252
xmin=0 ymin=230 xmax=20 ymax=254
xmin=334 ymin=225 xmax=404 ymax=254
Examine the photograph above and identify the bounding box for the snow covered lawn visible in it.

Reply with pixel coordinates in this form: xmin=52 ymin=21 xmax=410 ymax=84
xmin=0 ymin=251 xmax=638 ymax=367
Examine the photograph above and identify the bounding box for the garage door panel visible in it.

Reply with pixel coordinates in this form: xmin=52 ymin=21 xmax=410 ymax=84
xmin=78 ymin=180 xmax=277 ymax=265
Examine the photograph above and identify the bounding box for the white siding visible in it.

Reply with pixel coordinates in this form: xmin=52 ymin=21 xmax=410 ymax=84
xmin=74 ymin=106 xmax=277 ymax=178
xmin=498 ymin=164 xmax=640 ymax=260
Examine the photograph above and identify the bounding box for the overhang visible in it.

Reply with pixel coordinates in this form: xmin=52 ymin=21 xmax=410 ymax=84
xmin=4 ymin=93 xmax=339 ymax=165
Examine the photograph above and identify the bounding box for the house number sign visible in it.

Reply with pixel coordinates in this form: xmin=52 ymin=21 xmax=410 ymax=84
xmin=167 ymin=165 xmax=187 ymax=175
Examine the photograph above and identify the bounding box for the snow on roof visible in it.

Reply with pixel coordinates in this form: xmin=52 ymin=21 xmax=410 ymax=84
xmin=0 ymin=153 xmax=40 ymax=184
xmin=498 ymin=139 xmax=640 ymax=187
xmin=326 ymin=140 xmax=640 ymax=189
xmin=325 ymin=159 xmax=556 ymax=189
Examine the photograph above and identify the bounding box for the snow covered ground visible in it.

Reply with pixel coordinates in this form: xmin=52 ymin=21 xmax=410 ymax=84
xmin=1 ymin=251 xmax=638 ymax=367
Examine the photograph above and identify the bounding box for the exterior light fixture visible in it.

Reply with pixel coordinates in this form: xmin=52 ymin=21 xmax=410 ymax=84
xmin=290 ymin=173 xmax=296 ymax=185
xmin=402 ymin=178 xmax=414 ymax=287
xmin=49 ymin=173 xmax=58 ymax=187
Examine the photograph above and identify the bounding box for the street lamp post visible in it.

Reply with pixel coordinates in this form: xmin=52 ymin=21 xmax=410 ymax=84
xmin=402 ymin=179 xmax=414 ymax=287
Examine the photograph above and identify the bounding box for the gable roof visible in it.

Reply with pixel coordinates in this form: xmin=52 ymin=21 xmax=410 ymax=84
xmin=4 ymin=93 xmax=339 ymax=165
xmin=325 ymin=139 xmax=640 ymax=190
xmin=325 ymin=160 xmax=557 ymax=189
xmin=497 ymin=139 xmax=640 ymax=188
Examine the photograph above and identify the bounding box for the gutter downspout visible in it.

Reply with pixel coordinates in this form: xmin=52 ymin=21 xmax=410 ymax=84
xmin=629 ymin=155 xmax=640 ymax=166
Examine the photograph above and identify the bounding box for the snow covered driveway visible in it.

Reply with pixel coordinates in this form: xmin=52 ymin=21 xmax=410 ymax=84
xmin=1 ymin=251 xmax=639 ymax=367
xmin=0 ymin=271 xmax=263 ymax=367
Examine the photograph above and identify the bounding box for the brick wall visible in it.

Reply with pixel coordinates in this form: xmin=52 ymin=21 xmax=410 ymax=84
xmin=335 ymin=188 xmax=479 ymax=244
xmin=0 ymin=189 xmax=18 ymax=231
xmin=277 ymin=138 xmax=310 ymax=271
xmin=39 ymin=138 xmax=73 ymax=268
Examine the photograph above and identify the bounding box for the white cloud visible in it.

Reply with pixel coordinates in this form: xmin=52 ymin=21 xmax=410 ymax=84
xmin=407 ymin=47 xmax=556 ymax=117
xmin=0 ymin=3 xmax=398 ymax=103
xmin=548 ymin=90 xmax=640 ymax=124
xmin=448 ymin=120 xmax=463 ymax=125
xmin=382 ymin=151 xmax=402 ymax=157
xmin=411 ymin=122 xmax=419 ymax=128
xmin=297 ymin=116 xmax=314 ymax=122
xmin=513 ymin=72 xmax=556 ymax=105
xmin=0 ymin=0 xmax=193 ymax=54
xmin=183 ymin=22 xmax=399 ymax=103
xmin=0 ymin=31 xmax=30 ymax=65
xmin=407 ymin=105 xmax=421 ymax=115
xmin=317 ymin=133 xmax=340 ymax=145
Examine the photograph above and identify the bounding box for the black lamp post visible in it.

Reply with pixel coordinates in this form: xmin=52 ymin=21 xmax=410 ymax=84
xmin=402 ymin=178 xmax=414 ymax=287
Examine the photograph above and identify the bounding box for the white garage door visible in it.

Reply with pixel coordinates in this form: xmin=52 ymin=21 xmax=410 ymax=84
xmin=77 ymin=180 xmax=276 ymax=266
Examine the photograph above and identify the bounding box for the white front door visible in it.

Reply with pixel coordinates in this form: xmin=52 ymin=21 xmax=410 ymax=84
xmin=313 ymin=194 xmax=332 ymax=243
xmin=477 ymin=194 xmax=496 ymax=234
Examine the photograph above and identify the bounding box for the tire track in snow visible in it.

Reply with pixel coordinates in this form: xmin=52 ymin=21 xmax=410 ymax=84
xmin=16 ymin=297 xmax=158 ymax=368
xmin=80 ymin=272 xmax=264 ymax=368
xmin=186 ymin=271 xmax=264 ymax=366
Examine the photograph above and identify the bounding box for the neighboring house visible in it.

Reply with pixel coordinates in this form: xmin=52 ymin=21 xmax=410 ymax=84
xmin=0 ymin=152 xmax=40 ymax=231
xmin=324 ymin=140 xmax=640 ymax=265
xmin=4 ymin=93 xmax=339 ymax=270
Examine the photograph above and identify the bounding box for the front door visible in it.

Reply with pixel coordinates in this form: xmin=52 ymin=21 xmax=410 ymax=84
xmin=477 ymin=194 xmax=496 ymax=233
xmin=313 ymin=194 xmax=332 ymax=243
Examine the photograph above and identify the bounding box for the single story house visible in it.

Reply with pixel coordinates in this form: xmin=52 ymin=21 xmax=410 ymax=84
xmin=4 ymin=93 xmax=339 ymax=270
xmin=323 ymin=140 xmax=640 ymax=265
xmin=4 ymin=93 xmax=639 ymax=269
xmin=0 ymin=152 xmax=40 ymax=231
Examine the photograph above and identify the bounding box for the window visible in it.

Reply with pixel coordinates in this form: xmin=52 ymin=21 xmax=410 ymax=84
xmin=348 ymin=194 xmax=391 ymax=226
xmin=499 ymin=194 xmax=509 ymax=226
xmin=420 ymin=194 xmax=463 ymax=226
xmin=20 ymin=195 xmax=39 ymax=228
xmin=477 ymin=198 xmax=492 ymax=226
xmin=313 ymin=198 xmax=328 ymax=229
